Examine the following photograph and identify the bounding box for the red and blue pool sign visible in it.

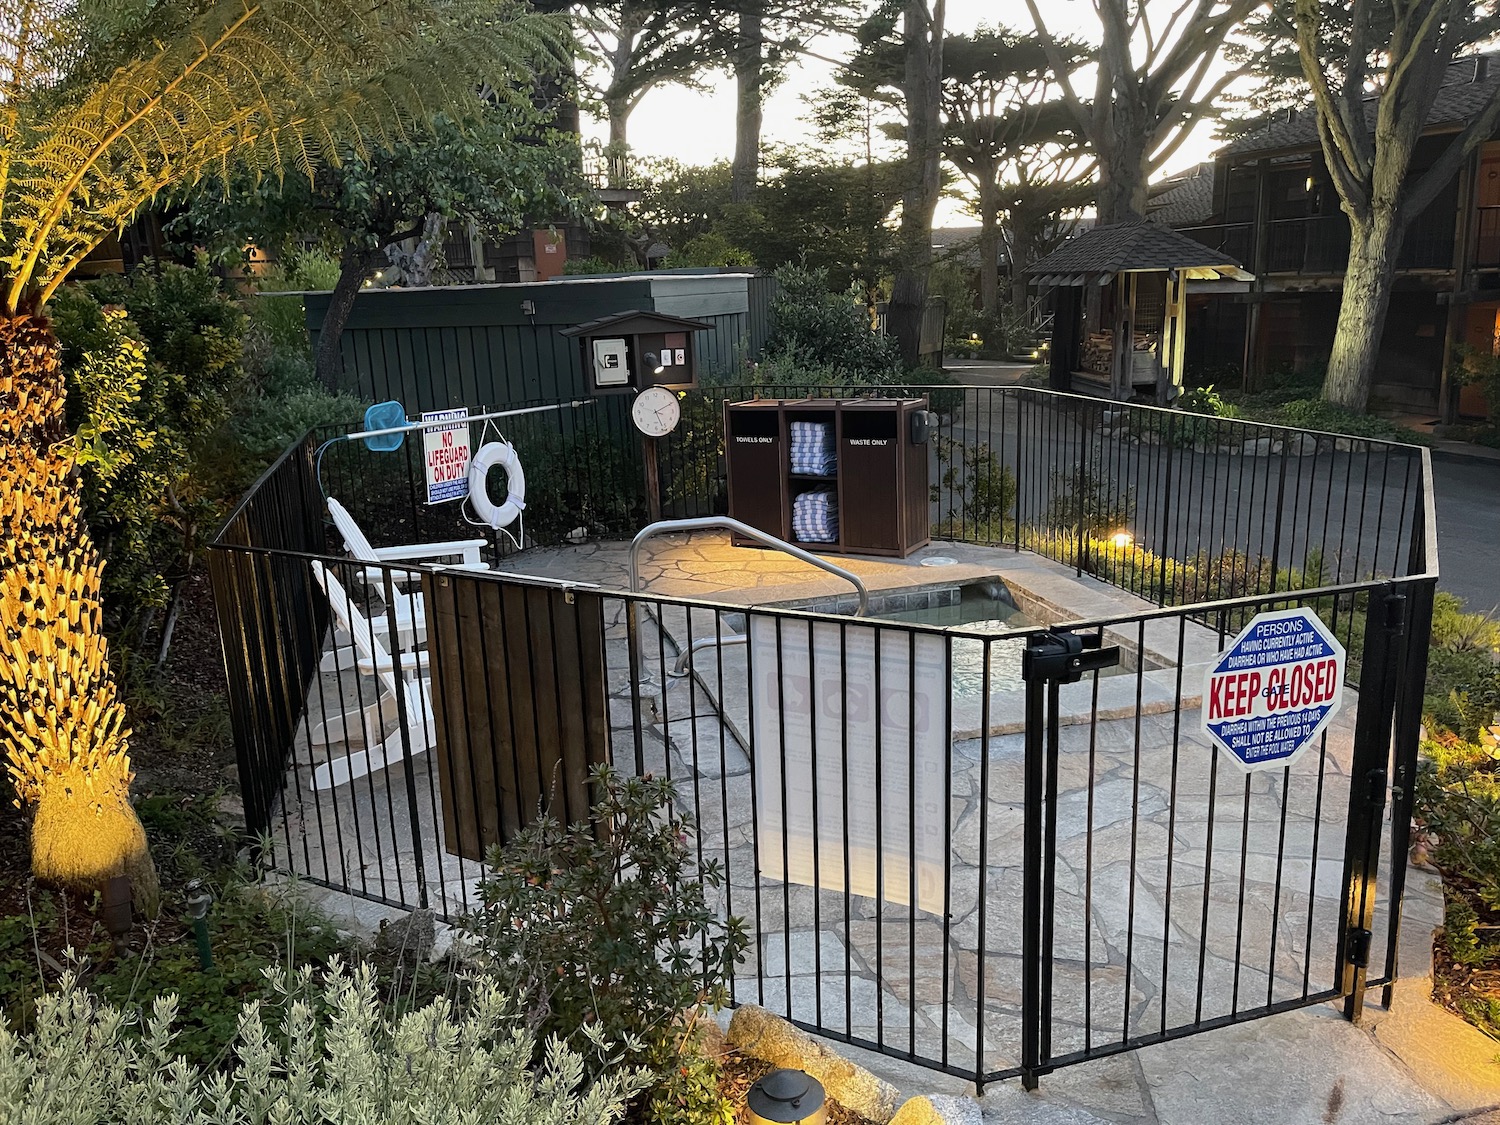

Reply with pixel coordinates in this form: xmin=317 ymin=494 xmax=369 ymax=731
xmin=1202 ymin=607 xmax=1346 ymax=771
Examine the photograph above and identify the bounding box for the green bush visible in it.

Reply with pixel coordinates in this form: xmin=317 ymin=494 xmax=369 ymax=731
xmin=465 ymin=767 xmax=747 ymax=1125
xmin=762 ymin=265 xmax=903 ymax=383
xmin=50 ymin=263 xmax=249 ymax=632
xmin=0 ymin=961 xmax=646 ymax=1124
xmin=0 ymin=876 xmax=346 ymax=1071
xmin=931 ymin=436 xmax=1017 ymax=542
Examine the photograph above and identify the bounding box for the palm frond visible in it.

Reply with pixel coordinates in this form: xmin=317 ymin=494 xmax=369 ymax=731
xmin=0 ymin=0 xmax=573 ymax=310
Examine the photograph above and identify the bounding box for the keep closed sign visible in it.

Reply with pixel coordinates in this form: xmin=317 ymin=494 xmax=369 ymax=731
xmin=1202 ymin=607 xmax=1346 ymax=771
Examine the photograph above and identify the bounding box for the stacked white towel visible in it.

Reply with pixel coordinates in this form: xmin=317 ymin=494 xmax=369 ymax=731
xmin=791 ymin=490 xmax=839 ymax=543
xmin=788 ymin=421 xmax=836 ymax=476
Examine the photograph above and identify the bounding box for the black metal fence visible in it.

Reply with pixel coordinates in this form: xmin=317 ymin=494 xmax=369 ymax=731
xmin=208 ymin=384 xmax=1437 ymax=1090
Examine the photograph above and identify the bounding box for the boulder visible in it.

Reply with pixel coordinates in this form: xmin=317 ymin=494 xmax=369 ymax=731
xmin=890 ymin=1094 xmax=985 ymax=1125
xmin=727 ymin=1004 xmax=903 ymax=1123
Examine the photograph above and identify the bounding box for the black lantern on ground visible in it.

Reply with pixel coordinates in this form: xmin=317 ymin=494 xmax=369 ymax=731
xmin=745 ymin=1069 xmax=827 ymax=1125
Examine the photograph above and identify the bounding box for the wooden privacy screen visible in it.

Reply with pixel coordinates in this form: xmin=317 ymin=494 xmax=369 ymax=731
xmin=422 ymin=571 xmax=610 ymax=860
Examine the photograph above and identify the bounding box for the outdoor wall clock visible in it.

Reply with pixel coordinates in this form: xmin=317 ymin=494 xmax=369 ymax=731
xmin=632 ymin=385 xmax=681 ymax=437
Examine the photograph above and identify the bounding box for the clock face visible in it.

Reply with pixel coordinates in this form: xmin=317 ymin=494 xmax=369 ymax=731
xmin=632 ymin=387 xmax=681 ymax=438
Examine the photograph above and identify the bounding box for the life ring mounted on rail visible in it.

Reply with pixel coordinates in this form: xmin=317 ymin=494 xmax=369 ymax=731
xmin=467 ymin=440 xmax=526 ymax=529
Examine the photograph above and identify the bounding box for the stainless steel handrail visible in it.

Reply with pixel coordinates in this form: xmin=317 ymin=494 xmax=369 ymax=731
xmin=628 ymin=516 xmax=870 ymax=614
xmin=628 ymin=517 xmax=870 ymax=678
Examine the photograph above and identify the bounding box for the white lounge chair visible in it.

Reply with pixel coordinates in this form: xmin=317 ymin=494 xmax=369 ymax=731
xmin=326 ymin=497 xmax=490 ymax=586
xmin=307 ymin=561 xmax=437 ymax=791
xmin=320 ymin=496 xmax=489 ymax=666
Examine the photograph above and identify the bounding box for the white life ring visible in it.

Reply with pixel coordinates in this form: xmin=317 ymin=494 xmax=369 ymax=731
xmin=467 ymin=441 xmax=526 ymax=528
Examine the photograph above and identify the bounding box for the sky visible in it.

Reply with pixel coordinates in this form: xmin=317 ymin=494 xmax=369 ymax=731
xmin=577 ymin=0 xmax=1232 ymax=227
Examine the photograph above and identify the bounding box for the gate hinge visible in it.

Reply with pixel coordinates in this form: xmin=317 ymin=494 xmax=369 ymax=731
xmin=1383 ymin=592 xmax=1407 ymax=635
xmin=1346 ymin=927 xmax=1373 ymax=969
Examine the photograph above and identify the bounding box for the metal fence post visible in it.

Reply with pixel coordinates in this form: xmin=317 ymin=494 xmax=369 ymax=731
xmin=1020 ymin=644 xmax=1047 ymax=1091
xmin=1381 ymin=577 xmax=1436 ymax=1007
xmin=1021 ymin=631 xmax=1121 ymax=1089
xmin=1338 ymin=583 xmax=1406 ymax=1023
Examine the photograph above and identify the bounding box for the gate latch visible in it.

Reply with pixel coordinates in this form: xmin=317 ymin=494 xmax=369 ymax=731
xmin=1022 ymin=631 xmax=1122 ymax=685
xmin=1346 ymin=927 xmax=1373 ymax=969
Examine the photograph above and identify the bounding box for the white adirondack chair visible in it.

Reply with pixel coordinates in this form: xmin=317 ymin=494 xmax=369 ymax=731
xmin=321 ymin=497 xmax=489 ymax=666
xmin=327 ymin=497 xmax=490 ymax=586
xmin=307 ymin=561 xmax=437 ymax=791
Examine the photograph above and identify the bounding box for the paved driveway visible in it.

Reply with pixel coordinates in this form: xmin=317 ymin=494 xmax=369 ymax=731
xmin=1430 ymin=456 xmax=1500 ymax=611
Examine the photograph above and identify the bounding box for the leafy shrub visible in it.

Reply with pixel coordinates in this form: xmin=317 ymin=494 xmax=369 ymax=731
xmin=931 ymin=436 xmax=1016 ymax=542
xmin=0 ymin=962 xmax=646 ymax=1124
xmin=0 ymin=876 xmax=346 ymax=1071
xmin=50 ymin=264 xmax=249 ymax=632
xmin=763 ymin=265 xmax=903 ymax=383
xmin=565 ymin=255 xmax=639 ymax=276
xmin=245 ymin=249 xmax=342 ymax=354
xmin=1177 ymin=384 xmax=1239 ymax=418
xmin=1047 ymin=460 xmax=1136 ymax=535
xmin=1273 ymin=398 xmax=1429 ymax=443
xmin=465 ymin=767 xmax=747 ymax=1125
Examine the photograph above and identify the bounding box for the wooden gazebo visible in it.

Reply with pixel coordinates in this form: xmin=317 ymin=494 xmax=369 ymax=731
xmin=1029 ymin=222 xmax=1252 ymax=403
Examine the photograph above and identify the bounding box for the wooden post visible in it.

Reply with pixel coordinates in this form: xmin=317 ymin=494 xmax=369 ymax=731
xmin=642 ymin=435 xmax=663 ymax=523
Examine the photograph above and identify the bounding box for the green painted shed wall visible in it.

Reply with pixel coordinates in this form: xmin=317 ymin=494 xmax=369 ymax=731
xmin=301 ymin=271 xmax=775 ymax=412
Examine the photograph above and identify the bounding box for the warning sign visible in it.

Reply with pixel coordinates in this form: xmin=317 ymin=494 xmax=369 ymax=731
xmin=1202 ymin=607 xmax=1346 ymax=771
xmin=421 ymin=408 xmax=471 ymax=504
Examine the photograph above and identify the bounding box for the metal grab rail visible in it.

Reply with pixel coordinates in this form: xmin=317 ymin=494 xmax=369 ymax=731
xmin=627 ymin=516 xmax=870 ymax=614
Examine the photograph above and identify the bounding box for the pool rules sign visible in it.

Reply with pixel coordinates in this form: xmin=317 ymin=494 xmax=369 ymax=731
xmin=1203 ymin=607 xmax=1346 ymax=771
xmin=422 ymin=408 xmax=470 ymax=504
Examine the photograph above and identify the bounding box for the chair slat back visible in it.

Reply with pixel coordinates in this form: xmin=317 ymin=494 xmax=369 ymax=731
xmin=310 ymin=561 xmax=402 ymax=699
xmin=327 ymin=498 xmax=379 ymax=562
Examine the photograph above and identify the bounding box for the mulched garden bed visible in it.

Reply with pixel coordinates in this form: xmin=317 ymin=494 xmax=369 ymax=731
xmin=1430 ymin=875 xmax=1500 ymax=1041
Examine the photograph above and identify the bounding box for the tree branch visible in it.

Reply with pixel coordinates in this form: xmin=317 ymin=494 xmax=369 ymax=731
xmin=1404 ymin=85 xmax=1500 ymax=221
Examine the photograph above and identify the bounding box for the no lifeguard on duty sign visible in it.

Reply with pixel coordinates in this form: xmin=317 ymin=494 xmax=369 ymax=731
xmin=1202 ymin=607 xmax=1346 ymax=772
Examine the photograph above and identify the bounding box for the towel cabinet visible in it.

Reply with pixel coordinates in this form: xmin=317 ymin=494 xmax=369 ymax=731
xmin=723 ymin=397 xmax=930 ymax=558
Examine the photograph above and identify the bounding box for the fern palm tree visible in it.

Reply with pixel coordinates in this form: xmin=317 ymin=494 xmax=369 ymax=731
xmin=0 ymin=0 xmax=569 ymax=910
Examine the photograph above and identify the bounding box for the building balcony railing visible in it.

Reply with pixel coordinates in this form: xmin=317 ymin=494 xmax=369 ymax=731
xmin=1179 ymin=212 xmax=1457 ymax=276
xmin=1476 ymin=205 xmax=1500 ymax=270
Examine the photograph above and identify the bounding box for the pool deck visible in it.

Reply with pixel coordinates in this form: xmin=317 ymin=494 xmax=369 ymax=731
xmin=499 ymin=532 xmax=1182 ymax=626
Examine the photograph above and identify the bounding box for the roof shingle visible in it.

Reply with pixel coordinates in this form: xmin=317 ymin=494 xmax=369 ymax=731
xmin=1027 ymin=221 xmax=1241 ymax=276
xmin=1222 ymin=53 xmax=1500 ymax=158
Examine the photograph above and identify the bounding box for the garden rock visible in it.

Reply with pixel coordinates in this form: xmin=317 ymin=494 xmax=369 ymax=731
xmin=889 ymin=1093 xmax=984 ymax=1125
xmin=1241 ymin=437 xmax=1276 ymax=456
xmin=1285 ymin=433 xmax=1318 ymax=456
xmin=375 ymin=907 xmax=435 ymax=966
xmin=727 ymin=1004 xmax=902 ymax=1122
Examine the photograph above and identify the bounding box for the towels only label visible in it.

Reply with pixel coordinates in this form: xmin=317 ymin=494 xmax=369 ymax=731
xmin=735 ymin=436 xmax=775 ymax=443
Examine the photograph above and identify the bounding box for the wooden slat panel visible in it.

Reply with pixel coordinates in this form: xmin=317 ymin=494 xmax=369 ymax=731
xmin=426 ymin=572 xmax=609 ymax=859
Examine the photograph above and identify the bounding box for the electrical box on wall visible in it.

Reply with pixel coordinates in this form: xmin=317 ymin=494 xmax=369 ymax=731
xmin=591 ymin=338 xmax=630 ymax=386
xmin=560 ymin=310 xmax=713 ymax=396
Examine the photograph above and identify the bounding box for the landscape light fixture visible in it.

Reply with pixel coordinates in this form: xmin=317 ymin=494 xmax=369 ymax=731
xmin=745 ymin=1069 xmax=827 ymax=1125
xmin=1109 ymin=530 xmax=1134 ymax=550
xmin=643 ymin=351 xmax=666 ymax=375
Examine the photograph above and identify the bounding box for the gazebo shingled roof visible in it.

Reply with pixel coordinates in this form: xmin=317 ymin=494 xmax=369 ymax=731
xmin=1028 ymin=221 xmax=1243 ymax=282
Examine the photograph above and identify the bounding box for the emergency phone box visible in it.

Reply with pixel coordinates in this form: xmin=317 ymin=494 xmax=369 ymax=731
xmin=561 ymin=310 xmax=713 ymax=395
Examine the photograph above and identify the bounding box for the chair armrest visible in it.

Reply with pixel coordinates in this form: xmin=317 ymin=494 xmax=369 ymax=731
xmin=356 ymin=561 xmax=488 ymax=588
xmin=372 ymin=539 xmax=488 ymax=564
xmin=355 ymin=650 xmax=430 ymax=677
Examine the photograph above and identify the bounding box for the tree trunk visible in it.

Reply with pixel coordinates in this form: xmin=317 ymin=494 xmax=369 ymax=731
xmin=977 ymin=173 xmax=1000 ymax=317
xmin=1322 ymin=211 xmax=1404 ymax=411
xmin=889 ymin=0 xmax=945 ymax=369
xmin=0 ymin=311 xmax=159 ymax=915
xmin=731 ymin=1 xmax=765 ymax=204
xmin=315 ymin=242 xmax=385 ymax=390
xmin=1095 ymin=141 xmax=1150 ymax=226
xmin=606 ymin=98 xmax=630 ymax=186
xmin=1008 ymin=213 xmax=1035 ymax=314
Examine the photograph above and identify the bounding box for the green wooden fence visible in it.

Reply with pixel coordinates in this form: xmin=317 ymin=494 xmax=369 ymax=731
xmin=301 ymin=270 xmax=777 ymax=412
